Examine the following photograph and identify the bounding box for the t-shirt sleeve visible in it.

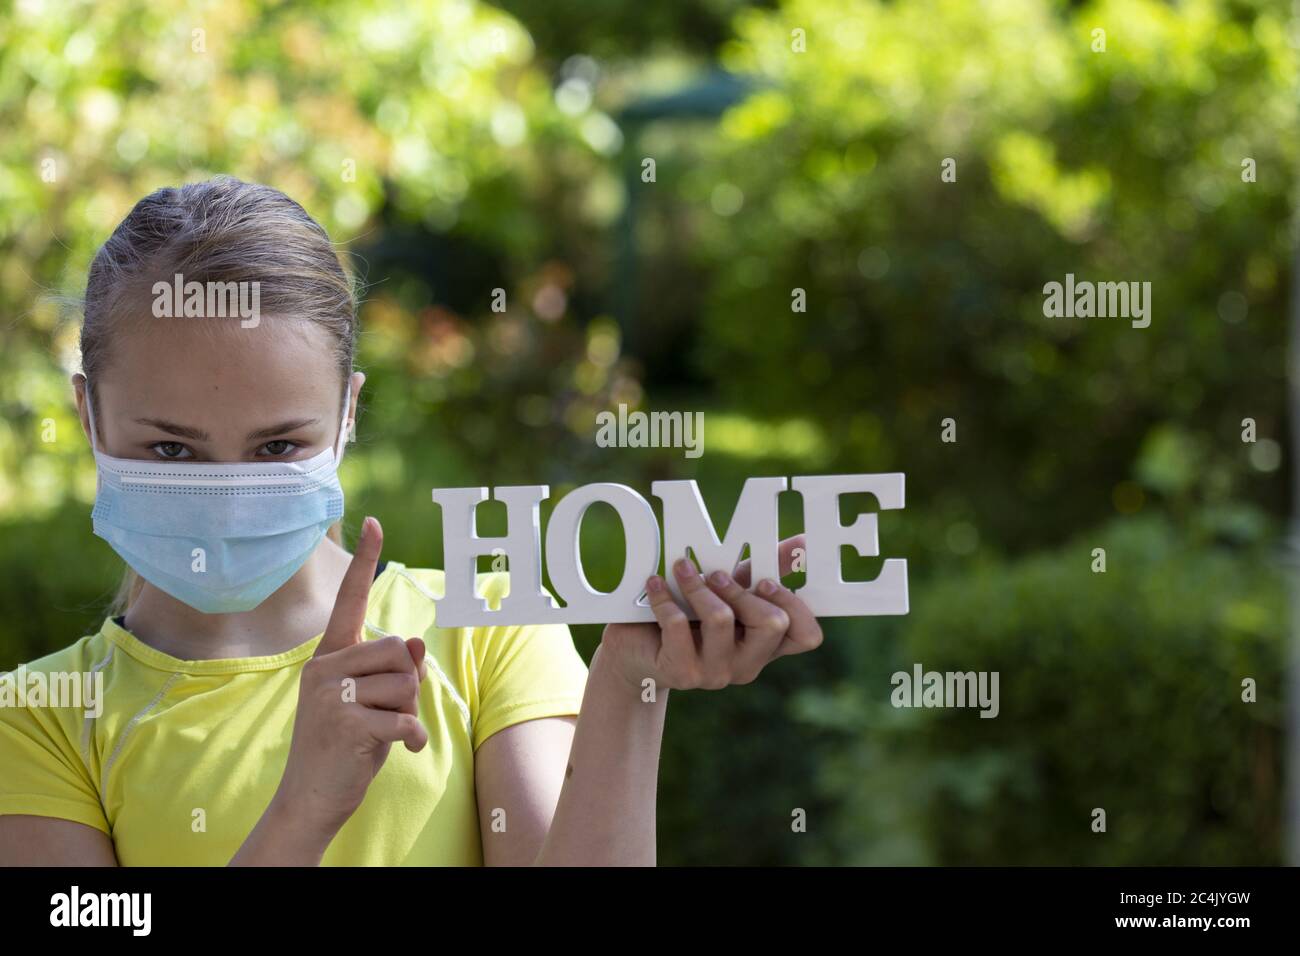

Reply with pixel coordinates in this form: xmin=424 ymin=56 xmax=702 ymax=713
xmin=468 ymin=619 xmax=589 ymax=753
xmin=0 ymin=675 xmax=110 ymax=835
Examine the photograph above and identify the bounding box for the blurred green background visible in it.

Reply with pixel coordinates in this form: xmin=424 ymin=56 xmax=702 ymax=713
xmin=0 ymin=0 xmax=1294 ymax=864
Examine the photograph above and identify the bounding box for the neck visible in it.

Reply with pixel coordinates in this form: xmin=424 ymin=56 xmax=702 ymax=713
xmin=120 ymin=535 xmax=358 ymax=660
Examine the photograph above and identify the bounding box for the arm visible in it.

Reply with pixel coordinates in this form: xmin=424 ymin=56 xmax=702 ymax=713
xmin=0 ymin=816 xmax=119 ymax=866
xmin=0 ymin=788 xmax=384 ymax=868
xmin=474 ymin=647 xmax=666 ymax=867
xmin=228 ymin=792 xmax=341 ymax=866
xmin=536 ymin=645 xmax=668 ymax=865
xmin=474 ymin=535 xmax=822 ymax=867
xmin=0 ymin=797 xmax=370 ymax=867
xmin=474 ymin=715 xmax=574 ymax=865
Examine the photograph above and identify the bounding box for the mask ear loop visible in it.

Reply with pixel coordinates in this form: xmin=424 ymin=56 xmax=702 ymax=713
xmin=333 ymin=381 xmax=354 ymax=463
xmin=82 ymin=378 xmax=107 ymax=496
xmin=83 ymin=379 xmax=102 ymax=456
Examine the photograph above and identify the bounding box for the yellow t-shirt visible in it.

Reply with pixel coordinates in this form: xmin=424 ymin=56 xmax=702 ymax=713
xmin=0 ymin=563 xmax=589 ymax=865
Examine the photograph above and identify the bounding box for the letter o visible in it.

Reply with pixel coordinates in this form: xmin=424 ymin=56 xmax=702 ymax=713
xmin=544 ymin=483 xmax=661 ymax=616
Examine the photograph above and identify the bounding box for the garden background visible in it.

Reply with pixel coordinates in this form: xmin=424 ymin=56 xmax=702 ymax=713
xmin=0 ymin=0 xmax=1295 ymax=864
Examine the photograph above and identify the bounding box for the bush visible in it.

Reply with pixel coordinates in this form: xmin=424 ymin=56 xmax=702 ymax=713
xmin=791 ymin=513 xmax=1285 ymax=864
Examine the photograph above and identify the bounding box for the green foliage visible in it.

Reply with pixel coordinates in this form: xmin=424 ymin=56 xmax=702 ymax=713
xmin=792 ymin=514 xmax=1285 ymax=864
xmin=682 ymin=0 xmax=1293 ymax=550
xmin=0 ymin=503 xmax=125 ymax=668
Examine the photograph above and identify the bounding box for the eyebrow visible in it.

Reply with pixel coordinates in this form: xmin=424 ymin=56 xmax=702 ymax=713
xmin=134 ymin=418 xmax=320 ymax=442
xmin=245 ymin=419 xmax=320 ymax=441
xmin=134 ymin=418 xmax=210 ymax=441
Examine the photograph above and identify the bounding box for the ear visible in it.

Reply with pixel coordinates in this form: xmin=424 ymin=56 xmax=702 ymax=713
xmin=71 ymin=373 xmax=94 ymax=448
xmin=345 ymin=370 xmax=366 ymax=444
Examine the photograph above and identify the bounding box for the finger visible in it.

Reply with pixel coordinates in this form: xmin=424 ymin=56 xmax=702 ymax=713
xmin=733 ymin=535 xmax=807 ymax=588
xmin=361 ymin=709 xmax=428 ymax=753
xmin=673 ymin=558 xmax=736 ymax=686
xmin=350 ymin=672 xmax=421 ymax=715
xmin=755 ymin=579 xmax=824 ymax=660
xmin=319 ymin=634 xmax=414 ymax=678
xmin=316 ymin=516 xmax=383 ymax=656
xmin=705 ymin=570 xmax=788 ymax=677
xmin=645 ymin=575 xmax=698 ymax=685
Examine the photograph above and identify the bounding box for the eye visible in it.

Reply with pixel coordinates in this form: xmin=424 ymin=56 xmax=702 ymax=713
xmin=151 ymin=442 xmax=192 ymax=460
xmin=257 ymin=440 xmax=298 ymax=457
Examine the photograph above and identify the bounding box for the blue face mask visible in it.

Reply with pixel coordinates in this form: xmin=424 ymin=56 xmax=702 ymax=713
xmin=85 ymin=386 xmax=352 ymax=615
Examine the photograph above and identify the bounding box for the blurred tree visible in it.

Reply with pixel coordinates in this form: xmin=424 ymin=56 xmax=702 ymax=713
xmin=675 ymin=0 xmax=1293 ymax=552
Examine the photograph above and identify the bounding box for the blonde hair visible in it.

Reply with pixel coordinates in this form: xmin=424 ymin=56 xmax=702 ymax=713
xmin=79 ymin=177 xmax=360 ymax=616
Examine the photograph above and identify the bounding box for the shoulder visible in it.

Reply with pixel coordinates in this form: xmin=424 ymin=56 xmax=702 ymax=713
xmin=0 ymin=623 xmax=114 ymax=759
xmin=1 ymin=627 xmax=116 ymax=725
xmin=4 ymin=627 xmax=114 ymax=680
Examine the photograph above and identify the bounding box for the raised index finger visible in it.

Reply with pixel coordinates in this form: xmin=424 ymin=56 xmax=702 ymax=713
xmin=316 ymin=515 xmax=383 ymax=656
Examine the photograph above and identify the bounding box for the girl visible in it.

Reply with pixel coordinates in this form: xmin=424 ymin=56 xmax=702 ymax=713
xmin=0 ymin=177 xmax=822 ymax=866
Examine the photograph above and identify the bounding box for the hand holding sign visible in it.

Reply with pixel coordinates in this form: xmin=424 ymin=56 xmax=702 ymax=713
xmin=729 ymin=533 xmax=822 ymax=661
xmin=601 ymin=533 xmax=823 ymax=692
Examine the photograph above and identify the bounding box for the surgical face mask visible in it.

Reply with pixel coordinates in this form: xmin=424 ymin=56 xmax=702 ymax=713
xmin=85 ymin=384 xmax=352 ymax=615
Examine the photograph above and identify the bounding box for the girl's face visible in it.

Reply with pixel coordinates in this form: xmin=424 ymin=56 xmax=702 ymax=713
xmin=77 ymin=314 xmax=357 ymax=463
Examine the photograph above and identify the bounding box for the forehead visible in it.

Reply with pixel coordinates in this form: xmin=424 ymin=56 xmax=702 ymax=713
xmin=95 ymin=315 xmax=345 ymax=421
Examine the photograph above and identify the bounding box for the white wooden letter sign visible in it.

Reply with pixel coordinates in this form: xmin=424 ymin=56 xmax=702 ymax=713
xmin=430 ymin=474 xmax=908 ymax=627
